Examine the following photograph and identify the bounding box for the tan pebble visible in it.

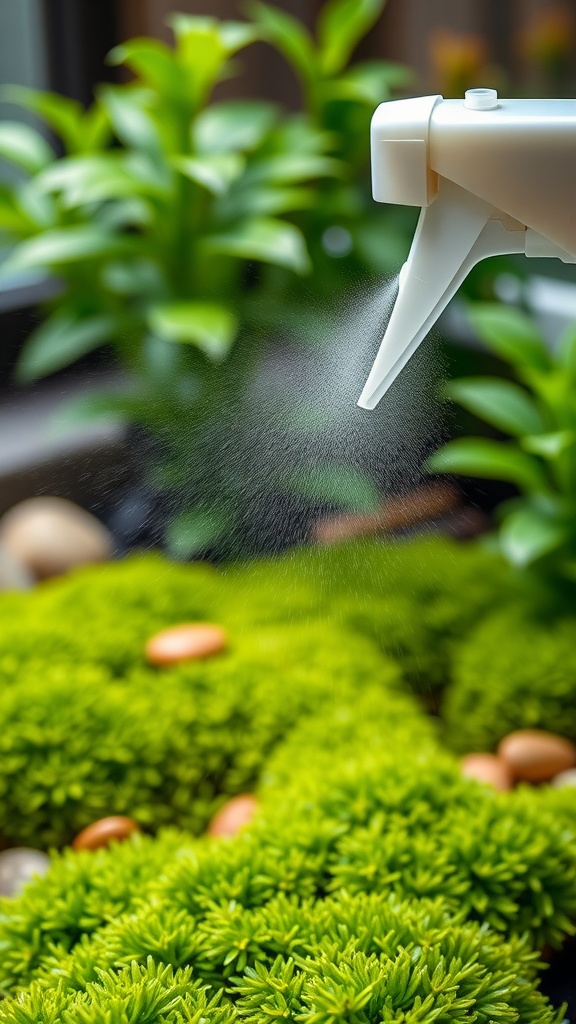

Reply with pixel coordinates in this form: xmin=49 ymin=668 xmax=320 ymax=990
xmin=0 ymin=497 xmax=113 ymax=579
xmin=551 ymin=767 xmax=576 ymax=788
xmin=145 ymin=623 xmax=227 ymax=666
xmin=72 ymin=816 xmax=140 ymax=851
xmin=498 ymin=729 xmax=576 ymax=783
xmin=461 ymin=753 xmax=513 ymax=791
xmin=207 ymin=795 xmax=258 ymax=837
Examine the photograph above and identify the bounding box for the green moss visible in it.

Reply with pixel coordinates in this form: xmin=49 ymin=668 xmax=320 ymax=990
xmin=443 ymin=610 xmax=576 ymax=752
xmin=0 ymin=620 xmax=398 ymax=848
xmin=0 ymin=892 xmax=560 ymax=1024
xmin=0 ymin=686 xmax=574 ymax=1003
xmin=0 ymin=539 xmax=572 ymax=1021
xmin=230 ymin=535 xmax=522 ymax=692
xmin=0 ymin=555 xmax=223 ymax=677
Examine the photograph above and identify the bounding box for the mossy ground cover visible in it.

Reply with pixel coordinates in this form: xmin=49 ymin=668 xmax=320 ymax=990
xmin=0 ymin=688 xmax=572 ymax=1022
xmin=0 ymin=536 xmax=574 ymax=1020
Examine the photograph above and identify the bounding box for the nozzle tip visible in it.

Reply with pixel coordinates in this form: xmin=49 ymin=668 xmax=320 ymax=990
xmin=357 ymin=388 xmax=378 ymax=411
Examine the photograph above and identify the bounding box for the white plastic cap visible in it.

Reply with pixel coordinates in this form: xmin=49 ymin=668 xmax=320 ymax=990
xmin=464 ymin=88 xmax=498 ymax=110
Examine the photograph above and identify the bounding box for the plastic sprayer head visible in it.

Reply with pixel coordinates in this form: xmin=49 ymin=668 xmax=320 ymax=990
xmin=359 ymin=93 xmax=576 ymax=409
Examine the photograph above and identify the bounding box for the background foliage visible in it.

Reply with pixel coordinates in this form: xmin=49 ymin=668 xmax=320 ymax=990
xmin=0 ymin=0 xmax=413 ymax=557
xmin=428 ymin=303 xmax=576 ymax=592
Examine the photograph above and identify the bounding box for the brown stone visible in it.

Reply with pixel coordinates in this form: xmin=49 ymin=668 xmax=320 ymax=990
xmin=461 ymin=752 xmax=514 ymax=791
xmin=0 ymin=497 xmax=113 ymax=579
xmin=207 ymin=794 xmax=258 ymax=837
xmin=145 ymin=623 xmax=228 ymax=666
xmin=311 ymin=482 xmax=460 ymax=545
xmin=498 ymin=729 xmax=576 ymax=783
xmin=72 ymin=816 xmax=140 ymax=851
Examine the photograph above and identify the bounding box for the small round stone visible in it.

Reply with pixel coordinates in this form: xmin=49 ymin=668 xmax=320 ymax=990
xmin=498 ymin=729 xmax=576 ymax=783
xmin=551 ymin=767 xmax=576 ymax=788
xmin=72 ymin=816 xmax=140 ymax=852
xmin=461 ymin=753 xmax=513 ymax=791
xmin=0 ymin=497 xmax=113 ymax=580
xmin=145 ymin=623 xmax=228 ymax=666
xmin=0 ymin=848 xmax=50 ymax=897
xmin=207 ymin=795 xmax=258 ymax=837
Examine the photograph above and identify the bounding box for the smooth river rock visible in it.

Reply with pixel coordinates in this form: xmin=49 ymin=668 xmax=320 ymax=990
xmin=0 ymin=497 xmax=113 ymax=579
xmin=145 ymin=623 xmax=228 ymax=666
xmin=207 ymin=794 xmax=258 ymax=837
xmin=551 ymin=767 xmax=576 ymax=788
xmin=72 ymin=816 xmax=140 ymax=851
xmin=0 ymin=848 xmax=50 ymax=897
xmin=498 ymin=729 xmax=576 ymax=783
xmin=461 ymin=752 xmax=513 ymax=791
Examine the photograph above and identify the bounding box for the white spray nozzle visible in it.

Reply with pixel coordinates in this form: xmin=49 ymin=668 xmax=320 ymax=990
xmin=359 ymin=92 xmax=576 ymax=410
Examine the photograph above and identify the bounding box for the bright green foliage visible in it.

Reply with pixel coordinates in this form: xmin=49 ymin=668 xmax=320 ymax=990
xmin=0 ymin=623 xmax=396 ymax=847
xmin=230 ymin=534 xmax=524 ymax=691
xmin=0 ymin=690 xmax=570 ymax=1021
xmin=0 ymin=959 xmax=234 ymax=1024
xmin=0 ymin=830 xmax=196 ymax=993
xmin=0 ymin=2 xmax=413 ymax=554
xmin=0 ymin=894 xmax=560 ymax=1024
xmin=0 ymin=554 xmax=221 ymax=676
xmin=0 ymin=539 xmax=572 ymax=1020
xmin=444 ymin=609 xmax=576 ymax=752
xmin=427 ymin=303 xmax=576 ymax=587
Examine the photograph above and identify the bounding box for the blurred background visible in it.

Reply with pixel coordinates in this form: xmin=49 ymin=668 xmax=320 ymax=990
xmin=1 ymin=0 xmax=576 ymax=568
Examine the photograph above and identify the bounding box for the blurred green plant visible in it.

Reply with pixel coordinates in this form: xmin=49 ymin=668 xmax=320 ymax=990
xmin=0 ymin=1 xmax=412 ymax=556
xmin=427 ymin=303 xmax=576 ymax=585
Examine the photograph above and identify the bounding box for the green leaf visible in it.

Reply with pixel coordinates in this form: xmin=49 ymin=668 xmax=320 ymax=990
xmin=102 ymin=258 xmax=164 ymax=297
xmin=425 ymin=438 xmax=548 ymax=493
xmin=148 ymin=302 xmax=238 ymax=360
xmin=0 ymin=121 xmax=53 ymax=173
xmin=557 ymin=321 xmax=576 ymax=375
xmin=98 ymin=85 xmax=161 ymax=155
xmin=34 ymin=153 xmax=165 ymax=208
xmin=81 ymin=100 xmax=112 ymax=153
xmin=522 ymin=431 xmax=576 ymax=459
xmin=246 ymin=2 xmax=316 ymax=87
xmin=16 ymin=312 xmax=116 ymax=383
xmin=107 ymin=38 xmax=188 ymax=103
xmin=0 ymin=185 xmax=32 ymax=232
xmin=243 ymin=152 xmax=342 ymax=186
xmin=220 ymin=21 xmax=261 ymax=55
xmin=204 ymin=217 xmax=311 ymax=274
xmin=317 ymin=0 xmax=384 ymax=76
xmin=0 ymin=226 xmax=125 ymax=275
xmin=168 ymin=16 xmax=258 ymax=107
xmin=224 ymin=185 xmax=315 ymax=219
xmin=0 ymin=86 xmax=85 ymax=153
xmin=443 ymin=377 xmax=545 ymax=437
xmin=499 ymin=505 xmax=568 ymax=567
xmin=11 ymin=177 xmax=57 ymax=229
xmin=284 ymin=466 xmax=380 ymax=511
xmin=467 ymin=303 xmax=552 ymax=372
xmin=327 ymin=60 xmax=414 ymax=104
xmin=175 ymin=154 xmax=244 ymax=195
xmin=52 ymin=390 xmax=129 ymax=433
xmin=194 ymin=101 xmax=277 ymax=155
xmin=167 ymin=16 xmax=226 ymax=106
xmin=165 ymin=508 xmax=231 ymax=559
